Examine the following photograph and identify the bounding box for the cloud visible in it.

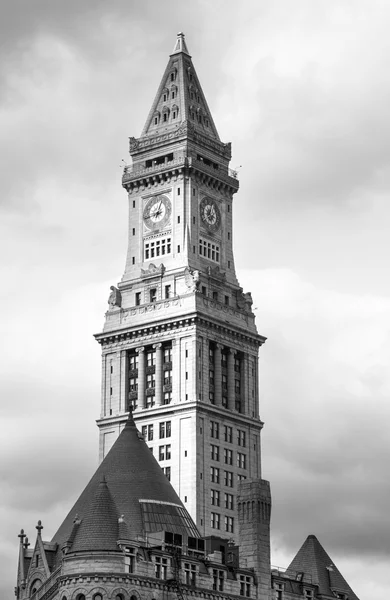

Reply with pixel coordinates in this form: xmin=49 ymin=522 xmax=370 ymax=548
xmin=240 ymin=268 xmax=390 ymax=569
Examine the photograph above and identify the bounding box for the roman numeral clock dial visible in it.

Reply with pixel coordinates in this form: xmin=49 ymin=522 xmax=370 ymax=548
xmin=199 ymin=197 xmax=221 ymax=232
xmin=143 ymin=195 xmax=172 ymax=231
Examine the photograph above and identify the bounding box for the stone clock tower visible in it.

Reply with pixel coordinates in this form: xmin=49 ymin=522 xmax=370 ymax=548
xmin=95 ymin=33 xmax=266 ymax=537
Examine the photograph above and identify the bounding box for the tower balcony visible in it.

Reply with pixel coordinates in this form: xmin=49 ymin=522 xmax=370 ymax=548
xmin=122 ymin=155 xmax=187 ymax=186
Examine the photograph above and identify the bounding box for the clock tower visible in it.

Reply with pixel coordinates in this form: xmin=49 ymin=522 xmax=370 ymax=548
xmin=95 ymin=33 xmax=266 ymax=537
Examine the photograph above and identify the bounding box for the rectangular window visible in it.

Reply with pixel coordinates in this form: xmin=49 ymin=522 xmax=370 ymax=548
xmin=237 ymin=430 xmax=246 ymax=447
xmin=159 ymin=444 xmax=171 ymax=461
xmin=237 ymin=474 xmax=247 ymax=482
xmin=304 ymin=591 xmax=314 ymax=599
xmin=144 ymin=236 xmax=171 ymax=260
xmin=129 ymin=377 xmax=137 ymax=392
xmin=132 ymin=228 xmax=136 ymax=235
xmin=163 ymin=347 xmax=172 ymax=363
xmin=211 ymin=444 xmax=220 ymax=461
xmin=165 ymin=284 xmax=171 ymax=299
xmin=211 ymin=489 xmax=220 ymax=506
xmin=146 ymin=373 xmax=155 ymax=389
xmin=202 ymin=285 xmax=207 ymax=296
xmin=155 ymin=556 xmax=168 ymax=579
xmin=163 ymin=466 xmax=171 ymax=481
xmin=237 ymin=452 xmax=247 ymax=469
xmin=163 ymin=391 xmax=172 ymax=405
xmin=224 ymin=295 xmax=229 ymax=305
xmin=199 ymin=238 xmax=220 ymax=263
xmin=164 ymin=371 xmax=172 ymax=385
xmin=209 ymin=370 xmax=214 ymax=385
xmin=159 ymin=421 xmax=171 ymax=439
xmin=184 ymin=563 xmax=197 ymax=587
xmin=210 ymin=512 xmax=220 ymax=530
xmin=222 ymin=374 xmax=227 ymax=391
xmin=224 ymin=426 xmax=233 ymax=443
xmin=129 ymin=353 xmax=138 ymax=370
xmin=177 ymin=245 xmax=180 ymax=253
xmin=224 ymin=515 xmax=234 ymax=533
xmin=127 ymin=547 xmax=136 ymax=573
xmin=210 ymin=467 xmax=220 ymax=484
xmin=150 ymin=288 xmax=157 ymax=303
xmin=225 ymin=493 xmax=234 ymax=510
xmin=234 ymin=357 xmax=240 ymax=372
xmin=235 ymin=379 xmax=241 ymax=394
xmin=142 ymin=425 xmax=147 ymax=439
xmin=146 ymin=351 xmax=155 ymax=367
xmin=240 ymin=575 xmax=251 ymax=597
xmin=224 ymin=470 xmax=233 ymax=487
xmin=224 ymin=448 xmax=233 ymax=465
xmin=209 ymin=391 xmax=215 ymax=404
xmin=135 ymin=292 xmax=141 ymax=306
xmin=148 ymin=424 xmax=153 ymax=441
xmin=210 ymin=421 xmax=219 ymax=439
xmin=212 ymin=291 xmax=218 ymax=301
xmin=209 ymin=346 xmax=215 ymax=363
xmin=212 ymin=569 xmax=224 ymax=591
xmin=275 ymin=583 xmax=284 ymax=600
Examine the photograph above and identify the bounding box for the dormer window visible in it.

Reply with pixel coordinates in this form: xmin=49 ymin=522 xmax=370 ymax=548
xmin=171 ymin=84 xmax=177 ymax=100
xmin=170 ymin=68 xmax=177 ymax=82
xmin=162 ymin=87 xmax=169 ymax=102
xmin=153 ymin=111 xmax=160 ymax=125
xmin=162 ymin=107 xmax=170 ymax=122
xmin=172 ymin=104 xmax=179 ymax=119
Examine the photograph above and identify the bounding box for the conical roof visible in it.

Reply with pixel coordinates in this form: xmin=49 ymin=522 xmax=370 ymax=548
xmin=287 ymin=535 xmax=360 ymax=600
xmin=70 ymin=476 xmax=119 ymax=552
xmin=52 ymin=415 xmax=199 ymax=553
xmin=141 ymin=32 xmax=220 ymax=141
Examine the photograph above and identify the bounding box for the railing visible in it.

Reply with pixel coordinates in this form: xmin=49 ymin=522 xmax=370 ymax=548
xmin=123 ymin=156 xmax=187 ymax=181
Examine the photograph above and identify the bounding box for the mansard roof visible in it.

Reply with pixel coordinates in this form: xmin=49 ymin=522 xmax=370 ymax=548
xmin=287 ymin=534 xmax=360 ymax=600
xmin=141 ymin=32 xmax=220 ymax=141
xmin=51 ymin=414 xmax=199 ymax=554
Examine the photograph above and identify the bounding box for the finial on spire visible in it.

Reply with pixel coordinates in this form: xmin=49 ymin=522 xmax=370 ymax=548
xmin=172 ymin=32 xmax=190 ymax=55
xmin=36 ymin=520 xmax=43 ymax=535
xmin=23 ymin=537 xmax=30 ymax=549
xmin=18 ymin=529 xmax=25 ymax=543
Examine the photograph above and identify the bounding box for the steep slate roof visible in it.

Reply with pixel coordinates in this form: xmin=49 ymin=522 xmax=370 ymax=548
xmin=70 ymin=477 xmax=120 ymax=552
xmin=287 ymin=535 xmax=360 ymax=600
xmin=52 ymin=414 xmax=199 ymax=554
xmin=141 ymin=32 xmax=220 ymax=141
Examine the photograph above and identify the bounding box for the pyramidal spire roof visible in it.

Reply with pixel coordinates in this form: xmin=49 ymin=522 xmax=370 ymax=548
xmin=287 ymin=535 xmax=360 ymax=600
xmin=52 ymin=414 xmax=199 ymax=554
xmin=141 ymin=32 xmax=220 ymax=141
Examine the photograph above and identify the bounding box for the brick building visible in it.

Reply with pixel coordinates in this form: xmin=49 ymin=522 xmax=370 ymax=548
xmin=15 ymin=33 xmax=360 ymax=600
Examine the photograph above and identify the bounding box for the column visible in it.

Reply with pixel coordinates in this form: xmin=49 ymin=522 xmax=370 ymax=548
xmin=214 ymin=343 xmax=222 ymax=406
xmin=120 ymin=350 xmax=128 ymax=414
xmin=227 ymin=349 xmax=236 ymax=411
xmin=171 ymin=339 xmax=179 ymax=404
xmin=242 ymin=353 xmax=249 ymax=415
xmin=136 ymin=347 xmax=145 ymax=409
xmin=154 ymin=343 xmax=163 ymax=406
xmin=203 ymin=337 xmax=209 ymax=403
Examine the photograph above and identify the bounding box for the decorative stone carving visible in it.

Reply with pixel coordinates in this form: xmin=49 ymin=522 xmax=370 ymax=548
xmin=140 ymin=263 xmax=165 ymax=279
xmin=108 ymin=286 xmax=122 ymax=309
xmin=237 ymin=290 xmax=253 ymax=313
xmin=184 ymin=267 xmax=200 ymax=292
xmin=206 ymin=265 xmax=226 ymax=282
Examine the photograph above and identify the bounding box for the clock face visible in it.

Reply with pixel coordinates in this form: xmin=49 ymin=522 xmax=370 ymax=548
xmin=143 ymin=195 xmax=172 ymax=231
xmin=200 ymin=197 xmax=221 ymax=232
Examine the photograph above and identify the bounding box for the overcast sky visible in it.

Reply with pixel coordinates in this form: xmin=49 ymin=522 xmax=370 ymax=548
xmin=1 ymin=1 xmax=389 ymax=598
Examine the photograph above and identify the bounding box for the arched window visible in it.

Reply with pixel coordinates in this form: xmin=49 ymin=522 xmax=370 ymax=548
xmin=30 ymin=579 xmax=42 ymax=595
xmin=116 ymin=595 xmax=125 ymax=600
xmin=162 ymin=107 xmax=170 ymax=123
xmin=153 ymin=111 xmax=160 ymax=126
xmin=76 ymin=595 xmax=86 ymax=600
xmin=162 ymin=87 xmax=169 ymax=103
xmin=170 ymin=68 xmax=177 ymax=82
xmin=61 ymin=596 xmax=67 ymax=600
xmin=130 ymin=596 xmax=138 ymax=600
xmin=172 ymin=104 xmax=179 ymax=120
xmin=171 ymin=84 xmax=177 ymax=100
xmin=93 ymin=595 xmax=103 ymax=600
